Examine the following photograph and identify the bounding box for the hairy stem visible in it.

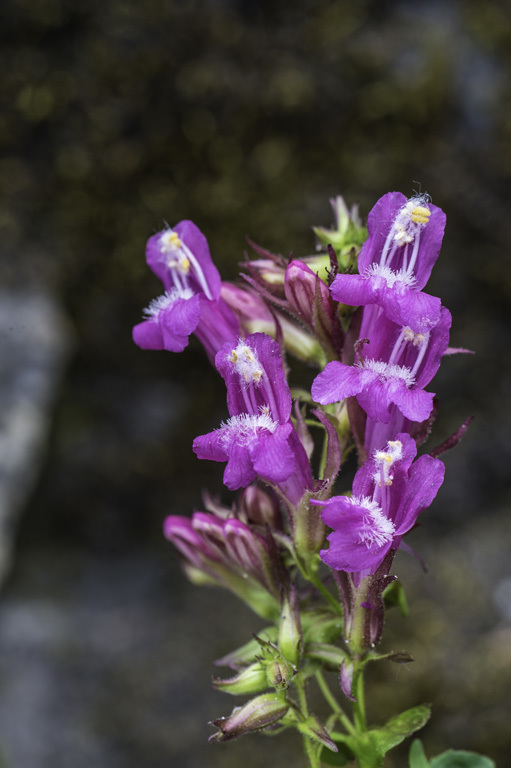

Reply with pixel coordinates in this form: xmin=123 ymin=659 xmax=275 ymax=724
xmin=315 ymin=669 xmax=356 ymax=735
xmin=352 ymin=665 xmax=367 ymax=733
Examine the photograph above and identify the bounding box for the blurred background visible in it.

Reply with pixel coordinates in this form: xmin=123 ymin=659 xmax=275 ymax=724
xmin=0 ymin=0 xmax=510 ymax=766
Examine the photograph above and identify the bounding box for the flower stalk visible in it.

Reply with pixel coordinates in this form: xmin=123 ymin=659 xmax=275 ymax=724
xmin=132 ymin=191 xmax=477 ymax=767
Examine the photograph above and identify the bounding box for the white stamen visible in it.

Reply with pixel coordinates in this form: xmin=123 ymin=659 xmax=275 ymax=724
xmin=219 ymin=412 xmax=278 ymax=447
xmin=403 ymin=327 xmax=427 ymax=347
xmin=143 ymin=287 xmax=194 ymax=319
xmin=393 ymin=196 xmax=431 ymax=239
xmin=373 ymin=439 xmax=403 ymax=487
xmin=362 ymin=359 xmax=415 ymax=387
xmin=365 ymin=264 xmax=417 ymax=289
xmin=351 ymin=495 xmax=382 ymax=515
xmin=229 ymin=342 xmax=264 ymax=384
xmin=350 ymin=496 xmax=395 ymax=548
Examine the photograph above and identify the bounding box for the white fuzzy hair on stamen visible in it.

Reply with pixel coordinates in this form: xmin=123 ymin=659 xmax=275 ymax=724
xmin=361 ymin=359 xmax=416 ymax=387
xmin=365 ymin=264 xmax=417 ymax=288
xmin=218 ymin=412 xmax=278 ymax=447
xmin=143 ymin=288 xmax=194 ymax=319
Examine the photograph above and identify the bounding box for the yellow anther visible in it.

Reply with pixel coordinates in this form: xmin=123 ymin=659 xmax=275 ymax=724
xmin=168 ymin=232 xmax=181 ymax=247
xmin=387 ymin=440 xmax=402 ymax=448
xmin=384 ymin=453 xmax=393 ymax=463
xmin=230 ymin=351 xmax=238 ymax=363
xmin=410 ymin=206 xmax=430 ymax=225
xmin=413 ymin=333 xmax=426 ymax=347
xmin=252 ymin=369 xmax=263 ymax=383
xmin=179 ymin=257 xmax=191 ymax=274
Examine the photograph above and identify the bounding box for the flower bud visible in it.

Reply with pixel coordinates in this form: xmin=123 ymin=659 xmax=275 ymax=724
xmin=215 ymin=627 xmax=278 ymax=670
xmin=209 ymin=692 xmax=290 ymax=742
xmin=265 ymin=658 xmax=293 ymax=690
xmin=240 ymin=484 xmax=281 ymax=529
xmin=278 ymin=587 xmax=302 ymax=666
xmin=284 ymin=260 xmax=343 ymax=360
xmin=221 ymin=283 xmax=277 ymax=337
xmin=313 ymin=195 xmax=367 ymax=270
xmin=293 ymin=490 xmax=327 ymax=561
xmin=212 ymin=662 xmax=268 ymax=695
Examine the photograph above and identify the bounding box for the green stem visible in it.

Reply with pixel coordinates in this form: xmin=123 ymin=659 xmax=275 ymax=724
xmin=308 ymin=571 xmax=344 ymax=616
xmin=352 ymin=664 xmax=367 ymax=733
xmin=315 ymin=670 xmax=356 ymax=736
xmin=295 ymin=676 xmax=320 ymax=768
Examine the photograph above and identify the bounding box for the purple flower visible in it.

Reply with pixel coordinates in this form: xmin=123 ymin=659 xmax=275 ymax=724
xmin=163 ymin=510 xmax=281 ymax=618
xmin=312 ymin=308 xmax=451 ymax=424
xmin=331 ymin=192 xmax=446 ymax=333
xmin=193 ymin=333 xmax=312 ymax=495
xmin=133 ymin=220 xmax=239 ymax=358
xmin=164 ymin=512 xmax=277 ymax=592
xmin=313 ymin=434 xmax=445 ymax=574
xmin=284 ymin=260 xmax=342 ymax=355
xmin=132 ymin=288 xmax=202 ymax=352
xmin=146 ymin=220 xmax=221 ymax=299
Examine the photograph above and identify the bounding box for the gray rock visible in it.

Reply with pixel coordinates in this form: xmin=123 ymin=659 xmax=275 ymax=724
xmin=0 ymin=291 xmax=72 ymax=582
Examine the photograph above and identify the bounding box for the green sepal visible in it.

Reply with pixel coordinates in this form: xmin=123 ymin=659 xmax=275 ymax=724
xmin=383 ymin=579 xmax=409 ymax=617
xmin=214 ymin=627 xmax=278 ymax=670
xmin=370 ymin=650 xmax=415 ymax=664
xmin=296 ymin=713 xmax=338 ymax=752
xmin=212 ymin=662 xmax=268 ymax=695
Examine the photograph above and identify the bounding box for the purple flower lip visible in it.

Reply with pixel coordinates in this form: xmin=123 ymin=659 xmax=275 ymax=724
xmin=156 ymin=228 xmax=214 ymax=299
xmin=142 ymin=287 xmax=194 ymax=318
xmin=146 ymin=220 xmax=222 ymax=300
xmin=331 ymin=192 xmax=446 ymax=332
xmin=313 ymin=434 xmax=445 ymax=574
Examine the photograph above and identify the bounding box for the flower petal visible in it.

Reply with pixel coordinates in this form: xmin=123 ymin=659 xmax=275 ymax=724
xmin=312 ymin=362 xmax=369 ymax=405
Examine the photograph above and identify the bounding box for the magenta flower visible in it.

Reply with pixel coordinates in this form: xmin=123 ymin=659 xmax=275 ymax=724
xmin=145 ymin=220 xmax=221 ymax=299
xmin=164 ymin=512 xmax=279 ymax=595
xmin=313 ymin=434 xmax=445 ymax=573
xmin=133 ymin=220 xmax=239 ymax=358
xmin=312 ymin=308 xmax=451 ymax=424
xmin=193 ymin=333 xmax=312 ymax=495
xmin=330 ymin=192 xmax=446 ymax=333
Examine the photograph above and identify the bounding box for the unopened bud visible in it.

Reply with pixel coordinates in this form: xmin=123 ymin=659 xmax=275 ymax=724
xmin=240 ymin=485 xmax=281 ymax=529
xmin=294 ymin=490 xmax=327 ymax=560
xmin=212 ymin=662 xmax=268 ymax=695
xmin=209 ymin=692 xmax=290 ymax=742
xmin=266 ymin=658 xmax=293 ymax=690
xmin=278 ymin=588 xmax=302 ymax=666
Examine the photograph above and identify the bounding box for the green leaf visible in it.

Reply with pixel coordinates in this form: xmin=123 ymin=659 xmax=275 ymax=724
xmin=325 ymin=707 xmax=430 ymax=768
xmin=430 ymin=750 xmax=496 ymax=768
xmin=409 ymin=739 xmax=431 ymax=768
xmin=383 ymin=579 xmax=409 ymax=617
xmin=320 ymin=736 xmax=356 ymax=766
xmin=366 ymin=705 xmax=431 ymax=764
xmin=381 ymin=704 xmax=431 ymax=742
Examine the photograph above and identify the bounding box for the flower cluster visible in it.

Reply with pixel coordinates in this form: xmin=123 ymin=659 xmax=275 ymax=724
xmin=132 ymin=192 xmax=470 ymax=763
